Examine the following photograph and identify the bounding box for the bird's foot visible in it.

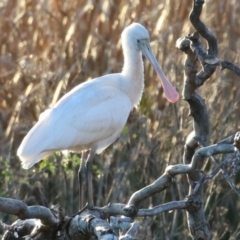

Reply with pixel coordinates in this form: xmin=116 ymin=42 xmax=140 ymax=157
xmin=70 ymin=203 xmax=102 ymax=219
xmin=71 ymin=203 xmax=89 ymax=218
xmin=87 ymin=203 xmax=102 ymax=213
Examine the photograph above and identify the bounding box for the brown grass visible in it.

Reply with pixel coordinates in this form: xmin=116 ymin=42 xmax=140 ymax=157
xmin=0 ymin=0 xmax=240 ymax=239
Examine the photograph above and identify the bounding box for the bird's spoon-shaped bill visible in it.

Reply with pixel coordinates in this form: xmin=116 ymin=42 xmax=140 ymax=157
xmin=139 ymin=40 xmax=179 ymax=103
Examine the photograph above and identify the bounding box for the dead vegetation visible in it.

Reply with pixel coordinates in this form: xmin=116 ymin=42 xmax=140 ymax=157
xmin=0 ymin=0 xmax=240 ymax=239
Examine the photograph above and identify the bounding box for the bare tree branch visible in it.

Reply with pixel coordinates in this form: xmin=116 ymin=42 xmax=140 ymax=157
xmin=220 ymin=60 xmax=240 ymax=77
xmin=137 ymin=200 xmax=188 ymax=216
xmin=67 ymin=211 xmax=118 ymax=240
xmin=0 ymin=197 xmax=59 ymax=227
xmin=189 ymin=0 xmax=218 ymax=56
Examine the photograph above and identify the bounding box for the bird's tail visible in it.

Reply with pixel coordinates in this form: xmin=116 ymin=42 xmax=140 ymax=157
xmin=17 ymin=128 xmax=56 ymax=168
xmin=16 ymin=106 xmax=59 ymax=169
xmin=17 ymin=149 xmax=50 ymax=169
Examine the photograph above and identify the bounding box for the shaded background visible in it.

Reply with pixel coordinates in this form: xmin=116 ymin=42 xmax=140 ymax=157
xmin=0 ymin=0 xmax=240 ymax=239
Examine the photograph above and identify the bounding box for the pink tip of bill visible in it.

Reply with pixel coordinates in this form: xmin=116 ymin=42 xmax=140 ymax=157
xmin=164 ymin=87 xmax=179 ymax=103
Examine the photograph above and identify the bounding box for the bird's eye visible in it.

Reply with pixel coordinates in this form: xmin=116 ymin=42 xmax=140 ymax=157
xmin=137 ymin=39 xmax=140 ymax=43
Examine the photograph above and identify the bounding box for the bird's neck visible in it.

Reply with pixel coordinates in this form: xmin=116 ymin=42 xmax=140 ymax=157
xmin=121 ymin=47 xmax=144 ymax=107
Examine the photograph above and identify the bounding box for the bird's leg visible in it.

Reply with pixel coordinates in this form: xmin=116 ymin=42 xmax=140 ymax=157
xmin=78 ymin=151 xmax=87 ymax=209
xmin=86 ymin=149 xmax=95 ymax=209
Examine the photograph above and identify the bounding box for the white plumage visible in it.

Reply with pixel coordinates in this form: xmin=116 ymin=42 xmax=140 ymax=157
xmin=18 ymin=76 xmax=133 ymax=168
xmin=17 ymin=23 xmax=179 ymax=207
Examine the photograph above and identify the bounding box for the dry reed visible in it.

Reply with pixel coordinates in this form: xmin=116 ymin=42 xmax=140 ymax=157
xmin=0 ymin=0 xmax=240 ymax=239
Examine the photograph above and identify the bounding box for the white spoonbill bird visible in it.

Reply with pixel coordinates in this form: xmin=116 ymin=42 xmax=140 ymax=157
xmin=17 ymin=23 xmax=179 ymax=208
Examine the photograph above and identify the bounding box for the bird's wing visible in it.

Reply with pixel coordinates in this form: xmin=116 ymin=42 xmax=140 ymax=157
xmin=17 ymin=80 xmax=132 ymax=168
xmin=58 ymin=84 xmax=133 ymax=149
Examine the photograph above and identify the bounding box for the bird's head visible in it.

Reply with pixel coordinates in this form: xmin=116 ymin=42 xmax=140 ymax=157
xmin=121 ymin=23 xmax=150 ymax=51
xmin=121 ymin=23 xmax=179 ymax=103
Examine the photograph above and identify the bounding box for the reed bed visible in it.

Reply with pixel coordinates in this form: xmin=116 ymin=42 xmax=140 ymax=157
xmin=0 ymin=0 xmax=240 ymax=239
